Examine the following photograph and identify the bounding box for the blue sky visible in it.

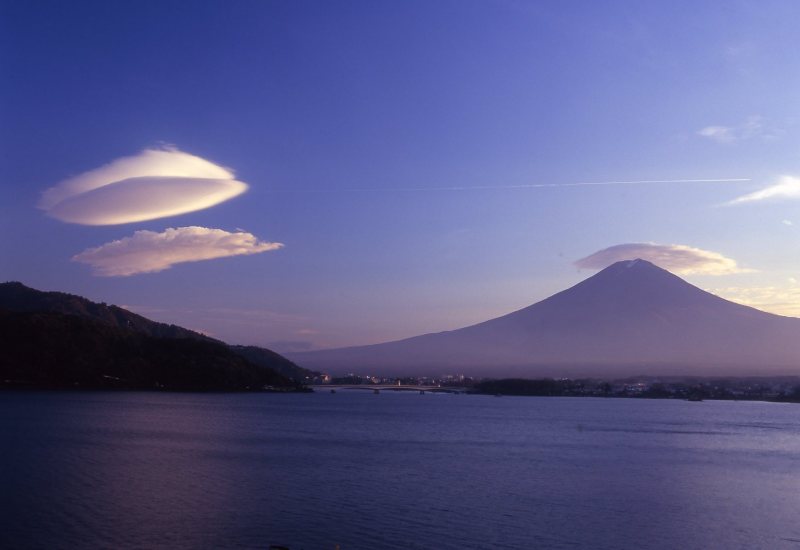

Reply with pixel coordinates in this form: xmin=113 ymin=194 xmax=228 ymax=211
xmin=3 ymin=0 xmax=800 ymax=351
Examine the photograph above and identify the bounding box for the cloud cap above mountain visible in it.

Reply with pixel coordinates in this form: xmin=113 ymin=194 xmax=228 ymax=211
xmin=575 ymin=243 xmax=746 ymax=275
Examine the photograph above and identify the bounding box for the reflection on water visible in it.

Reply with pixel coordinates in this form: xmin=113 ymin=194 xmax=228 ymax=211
xmin=1 ymin=391 xmax=799 ymax=549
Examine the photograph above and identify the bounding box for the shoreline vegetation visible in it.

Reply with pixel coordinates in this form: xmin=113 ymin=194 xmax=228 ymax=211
xmin=472 ymin=377 xmax=800 ymax=403
xmin=319 ymin=375 xmax=800 ymax=403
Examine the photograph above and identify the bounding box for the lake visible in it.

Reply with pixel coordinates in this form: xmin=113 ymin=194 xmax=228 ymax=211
xmin=1 ymin=390 xmax=798 ymax=549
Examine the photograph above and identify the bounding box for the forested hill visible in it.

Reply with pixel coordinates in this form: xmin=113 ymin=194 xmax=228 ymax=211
xmin=0 ymin=281 xmax=214 ymax=340
xmin=0 ymin=282 xmax=313 ymax=390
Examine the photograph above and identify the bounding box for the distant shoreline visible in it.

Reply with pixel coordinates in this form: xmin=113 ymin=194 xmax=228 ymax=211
xmin=313 ymin=375 xmax=800 ymax=404
xmin=3 ymin=376 xmax=798 ymax=404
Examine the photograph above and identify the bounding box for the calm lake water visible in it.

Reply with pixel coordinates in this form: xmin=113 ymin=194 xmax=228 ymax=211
xmin=1 ymin=390 xmax=799 ymax=549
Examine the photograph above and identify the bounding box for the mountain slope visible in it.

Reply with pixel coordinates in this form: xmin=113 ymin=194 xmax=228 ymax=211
xmin=0 ymin=310 xmax=294 ymax=390
xmin=290 ymin=260 xmax=800 ymax=377
xmin=231 ymin=345 xmax=316 ymax=383
xmin=0 ymin=281 xmax=210 ymax=340
xmin=0 ymin=282 xmax=308 ymax=389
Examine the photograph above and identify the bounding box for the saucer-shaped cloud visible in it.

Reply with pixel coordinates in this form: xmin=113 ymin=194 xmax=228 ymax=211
xmin=575 ymin=243 xmax=745 ymax=275
xmin=48 ymin=176 xmax=247 ymax=225
xmin=73 ymin=226 xmax=283 ymax=276
xmin=40 ymin=148 xmax=247 ymax=225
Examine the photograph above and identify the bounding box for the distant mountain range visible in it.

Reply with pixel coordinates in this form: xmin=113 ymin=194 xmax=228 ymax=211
xmin=0 ymin=282 xmax=314 ymax=390
xmin=290 ymin=259 xmax=800 ymax=377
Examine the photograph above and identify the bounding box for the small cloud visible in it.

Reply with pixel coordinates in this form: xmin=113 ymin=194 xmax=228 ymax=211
xmin=575 ymin=243 xmax=747 ymax=275
xmin=727 ymin=175 xmax=800 ymax=205
xmin=696 ymin=115 xmax=778 ymax=144
xmin=783 ymin=219 xmax=793 ymax=226
xmin=40 ymin=147 xmax=247 ymax=225
xmin=739 ymin=115 xmax=768 ymax=139
xmin=697 ymin=125 xmax=736 ymax=143
xmin=73 ymin=226 xmax=283 ymax=276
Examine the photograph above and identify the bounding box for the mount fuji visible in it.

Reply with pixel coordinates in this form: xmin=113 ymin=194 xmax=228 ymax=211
xmin=290 ymin=259 xmax=800 ymax=377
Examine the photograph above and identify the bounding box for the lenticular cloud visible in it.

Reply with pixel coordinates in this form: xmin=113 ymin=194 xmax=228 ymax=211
xmin=39 ymin=148 xmax=248 ymax=225
xmin=72 ymin=226 xmax=283 ymax=276
xmin=575 ymin=243 xmax=746 ymax=275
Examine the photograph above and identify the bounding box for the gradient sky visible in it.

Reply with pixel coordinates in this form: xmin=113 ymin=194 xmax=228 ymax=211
xmin=3 ymin=0 xmax=800 ymax=352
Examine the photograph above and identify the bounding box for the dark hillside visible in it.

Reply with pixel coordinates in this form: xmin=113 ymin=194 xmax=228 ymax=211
xmin=0 ymin=310 xmax=296 ymax=391
xmin=231 ymin=345 xmax=317 ymax=382
xmin=0 ymin=281 xmax=312 ymax=384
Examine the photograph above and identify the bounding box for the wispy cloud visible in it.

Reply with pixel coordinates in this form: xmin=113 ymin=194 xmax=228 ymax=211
xmin=40 ymin=147 xmax=247 ymax=225
xmin=726 ymin=175 xmax=800 ymax=205
xmin=267 ymin=340 xmax=316 ymax=352
xmin=697 ymin=115 xmax=779 ymax=144
xmin=575 ymin=243 xmax=748 ymax=275
xmin=697 ymin=125 xmax=737 ymax=143
xmin=709 ymin=284 xmax=800 ymax=318
xmin=115 ymin=304 xmax=314 ymax=349
xmin=73 ymin=226 xmax=283 ymax=276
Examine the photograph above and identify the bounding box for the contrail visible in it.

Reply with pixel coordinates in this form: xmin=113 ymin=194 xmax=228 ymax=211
xmin=267 ymin=178 xmax=750 ymax=193
xmin=381 ymin=177 xmax=751 ymax=191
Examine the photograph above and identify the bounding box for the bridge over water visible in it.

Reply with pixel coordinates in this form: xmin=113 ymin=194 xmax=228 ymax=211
xmin=311 ymin=384 xmax=469 ymax=394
